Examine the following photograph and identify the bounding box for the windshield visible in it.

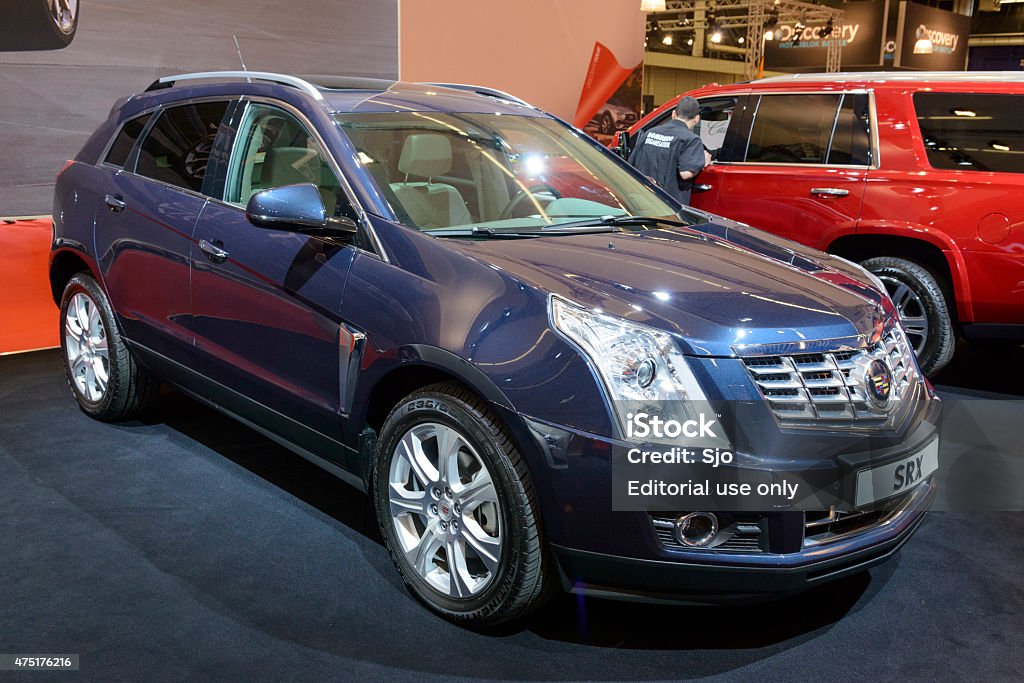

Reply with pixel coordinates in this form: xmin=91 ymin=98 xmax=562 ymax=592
xmin=333 ymin=112 xmax=683 ymax=233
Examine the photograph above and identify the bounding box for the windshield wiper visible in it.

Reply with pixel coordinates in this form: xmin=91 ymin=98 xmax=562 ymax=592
xmin=543 ymin=215 xmax=689 ymax=231
xmin=425 ymin=225 xmax=621 ymax=238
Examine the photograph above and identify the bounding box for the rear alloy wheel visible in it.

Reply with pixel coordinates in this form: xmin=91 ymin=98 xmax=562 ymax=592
xmin=59 ymin=273 xmax=159 ymax=420
xmin=374 ymin=383 xmax=550 ymax=625
xmin=861 ymin=256 xmax=956 ymax=375
xmin=64 ymin=291 xmax=110 ymax=403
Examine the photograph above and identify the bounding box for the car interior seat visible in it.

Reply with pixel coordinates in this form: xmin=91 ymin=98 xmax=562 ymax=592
xmin=260 ymin=146 xmax=343 ymax=216
xmin=389 ymin=133 xmax=472 ymax=229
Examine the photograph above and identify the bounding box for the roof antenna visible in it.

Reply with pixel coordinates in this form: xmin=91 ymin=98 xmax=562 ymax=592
xmin=232 ymin=34 xmax=251 ymax=83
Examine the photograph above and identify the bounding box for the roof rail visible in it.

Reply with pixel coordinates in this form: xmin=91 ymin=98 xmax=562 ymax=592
xmin=303 ymin=75 xmax=399 ymax=91
xmin=422 ymin=82 xmax=533 ymax=107
xmin=144 ymin=71 xmax=323 ymax=100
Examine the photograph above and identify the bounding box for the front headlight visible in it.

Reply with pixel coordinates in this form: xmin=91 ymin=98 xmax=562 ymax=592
xmin=548 ymin=295 xmax=708 ymax=437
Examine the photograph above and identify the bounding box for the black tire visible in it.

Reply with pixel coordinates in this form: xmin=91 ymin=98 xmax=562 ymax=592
xmin=372 ymin=382 xmax=550 ymax=625
xmin=861 ymin=256 xmax=956 ymax=375
xmin=59 ymin=273 xmax=159 ymax=421
xmin=600 ymin=112 xmax=615 ymax=136
xmin=0 ymin=0 xmax=79 ymax=51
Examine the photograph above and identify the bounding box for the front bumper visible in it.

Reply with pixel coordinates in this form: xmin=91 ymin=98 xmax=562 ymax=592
xmin=516 ymin=388 xmax=940 ymax=604
xmin=551 ymin=478 xmax=934 ymax=604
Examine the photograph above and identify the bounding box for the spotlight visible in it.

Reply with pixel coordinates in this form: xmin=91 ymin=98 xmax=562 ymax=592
xmin=738 ymin=36 xmax=745 ymax=44
xmin=764 ymin=29 xmax=774 ymax=40
xmin=711 ymin=30 xmax=722 ymax=43
xmin=662 ymin=33 xmax=674 ymax=45
xmin=687 ymin=37 xmax=694 ymax=46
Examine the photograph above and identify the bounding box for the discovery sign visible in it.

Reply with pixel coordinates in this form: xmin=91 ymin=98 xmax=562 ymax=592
xmin=893 ymin=1 xmax=969 ymax=70
xmin=764 ymin=1 xmax=886 ymax=70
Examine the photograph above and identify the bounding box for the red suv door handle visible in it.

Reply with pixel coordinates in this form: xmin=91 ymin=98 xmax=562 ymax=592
xmin=693 ymin=184 xmax=713 ymax=193
xmin=810 ymin=187 xmax=849 ymax=197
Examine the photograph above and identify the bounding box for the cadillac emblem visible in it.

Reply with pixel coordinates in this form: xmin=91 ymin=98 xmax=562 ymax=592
xmin=863 ymin=358 xmax=894 ymax=411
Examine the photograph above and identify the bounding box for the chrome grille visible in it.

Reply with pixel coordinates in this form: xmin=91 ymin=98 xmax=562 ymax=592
xmin=742 ymin=326 xmax=917 ymax=425
xmin=803 ymin=486 xmax=923 ymax=547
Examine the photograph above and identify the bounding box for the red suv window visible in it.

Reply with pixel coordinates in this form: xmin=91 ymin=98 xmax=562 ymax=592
xmin=914 ymin=92 xmax=1024 ymax=173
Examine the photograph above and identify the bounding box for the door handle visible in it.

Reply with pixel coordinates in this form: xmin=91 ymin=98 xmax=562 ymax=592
xmin=693 ymin=183 xmax=713 ymax=193
xmin=199 ymin=238 xmax=230 ymax=263
xmin=104 ymin=194 xmax=126 ymax=213
xmin=810 ymin=187 xmax=849 ymax=197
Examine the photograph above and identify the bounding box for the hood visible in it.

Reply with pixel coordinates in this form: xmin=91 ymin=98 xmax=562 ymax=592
xmin=444 ymin=218 xmax=891 ymax=356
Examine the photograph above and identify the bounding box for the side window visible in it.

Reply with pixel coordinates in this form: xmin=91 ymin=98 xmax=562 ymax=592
xmin=718 ymin=94 xmax=755 ymax=163
xmin=827 ymin=93 xmax=872 ymax=166
xmin=104 ymin=113 xmax=151 ymax=168
xmin=135 ymin=101 xmax=229 ymax=192
xmin=746 ymin=94 xmax=841 ymax=164
xmin=224 ymin=104 xmax=352 ymax=219
xmin=914 ymin=92 xmax=1024 ymax=173
xmin=693 ymin=97 xmax=738 ymax=155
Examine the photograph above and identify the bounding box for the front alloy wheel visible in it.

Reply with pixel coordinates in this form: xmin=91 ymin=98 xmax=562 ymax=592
xmin=374 ymin=383 xmax=550 ymax=625
xmin=388 ymin=422 xmax=502 ymax=598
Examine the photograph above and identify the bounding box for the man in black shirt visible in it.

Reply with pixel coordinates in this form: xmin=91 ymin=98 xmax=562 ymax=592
xmin=627 ymin=96 xmax=708 ymax=205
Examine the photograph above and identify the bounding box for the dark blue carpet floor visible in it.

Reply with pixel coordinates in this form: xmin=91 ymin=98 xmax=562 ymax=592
xmin=1 ymin=348 xmax=1022 ymax=681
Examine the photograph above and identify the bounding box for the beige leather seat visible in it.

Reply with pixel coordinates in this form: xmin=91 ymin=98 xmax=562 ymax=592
xmin=261 ymin=146 xmax=340 ymax=215
xmin=263 ymin=146 xmax=323 ymax=187
xmin=389 ymin=134 xmax=471 ymax=229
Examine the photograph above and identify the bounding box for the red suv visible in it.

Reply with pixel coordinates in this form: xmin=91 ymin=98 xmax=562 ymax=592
xmin=615 ymin=72 xmax=1024 ymax=374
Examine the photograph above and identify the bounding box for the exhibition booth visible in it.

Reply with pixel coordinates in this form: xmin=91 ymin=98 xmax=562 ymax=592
xmin=1 ymin=0 xmax=1022 ymax=679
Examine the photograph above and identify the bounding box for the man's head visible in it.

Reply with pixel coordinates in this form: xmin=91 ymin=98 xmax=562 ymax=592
xmin=672 ymin=96 xmax=701 ymax=128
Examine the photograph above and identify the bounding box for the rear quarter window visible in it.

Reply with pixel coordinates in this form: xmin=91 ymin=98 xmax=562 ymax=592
xmin=914 ymin=92 xmax=1024 ymax=173
xmin=104 ymin=114 xmax=151 ymax=168
xmin=135 ymin=101 xmax=229 ymax=192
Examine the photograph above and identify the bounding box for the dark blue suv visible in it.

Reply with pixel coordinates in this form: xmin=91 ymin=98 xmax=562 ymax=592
xmin=50 ymin=72 xmax=940 ymax=624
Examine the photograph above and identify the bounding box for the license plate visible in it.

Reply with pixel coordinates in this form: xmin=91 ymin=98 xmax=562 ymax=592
xmin=855 ymin=438 xmax=939 ymax=508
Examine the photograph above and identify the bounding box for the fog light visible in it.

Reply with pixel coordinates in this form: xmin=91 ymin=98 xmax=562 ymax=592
xmin=674 ymin=511 xmax=718 ymax=547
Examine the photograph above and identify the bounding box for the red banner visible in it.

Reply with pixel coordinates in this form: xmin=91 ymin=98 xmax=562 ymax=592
xmin=572 ymin=41 xmax=640 ymax=130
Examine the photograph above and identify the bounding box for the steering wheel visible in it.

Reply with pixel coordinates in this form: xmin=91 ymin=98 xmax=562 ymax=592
xmin=500 ymin=184 xmax=562 ymax=220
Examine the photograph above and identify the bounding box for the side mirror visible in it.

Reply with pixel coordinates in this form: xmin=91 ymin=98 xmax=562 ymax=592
xmin=246 ymin=183 xmax=357 ymax=236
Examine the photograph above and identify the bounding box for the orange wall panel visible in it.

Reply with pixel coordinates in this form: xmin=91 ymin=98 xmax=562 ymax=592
xmin=398 ymin=0 xmax=646 ymax=121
